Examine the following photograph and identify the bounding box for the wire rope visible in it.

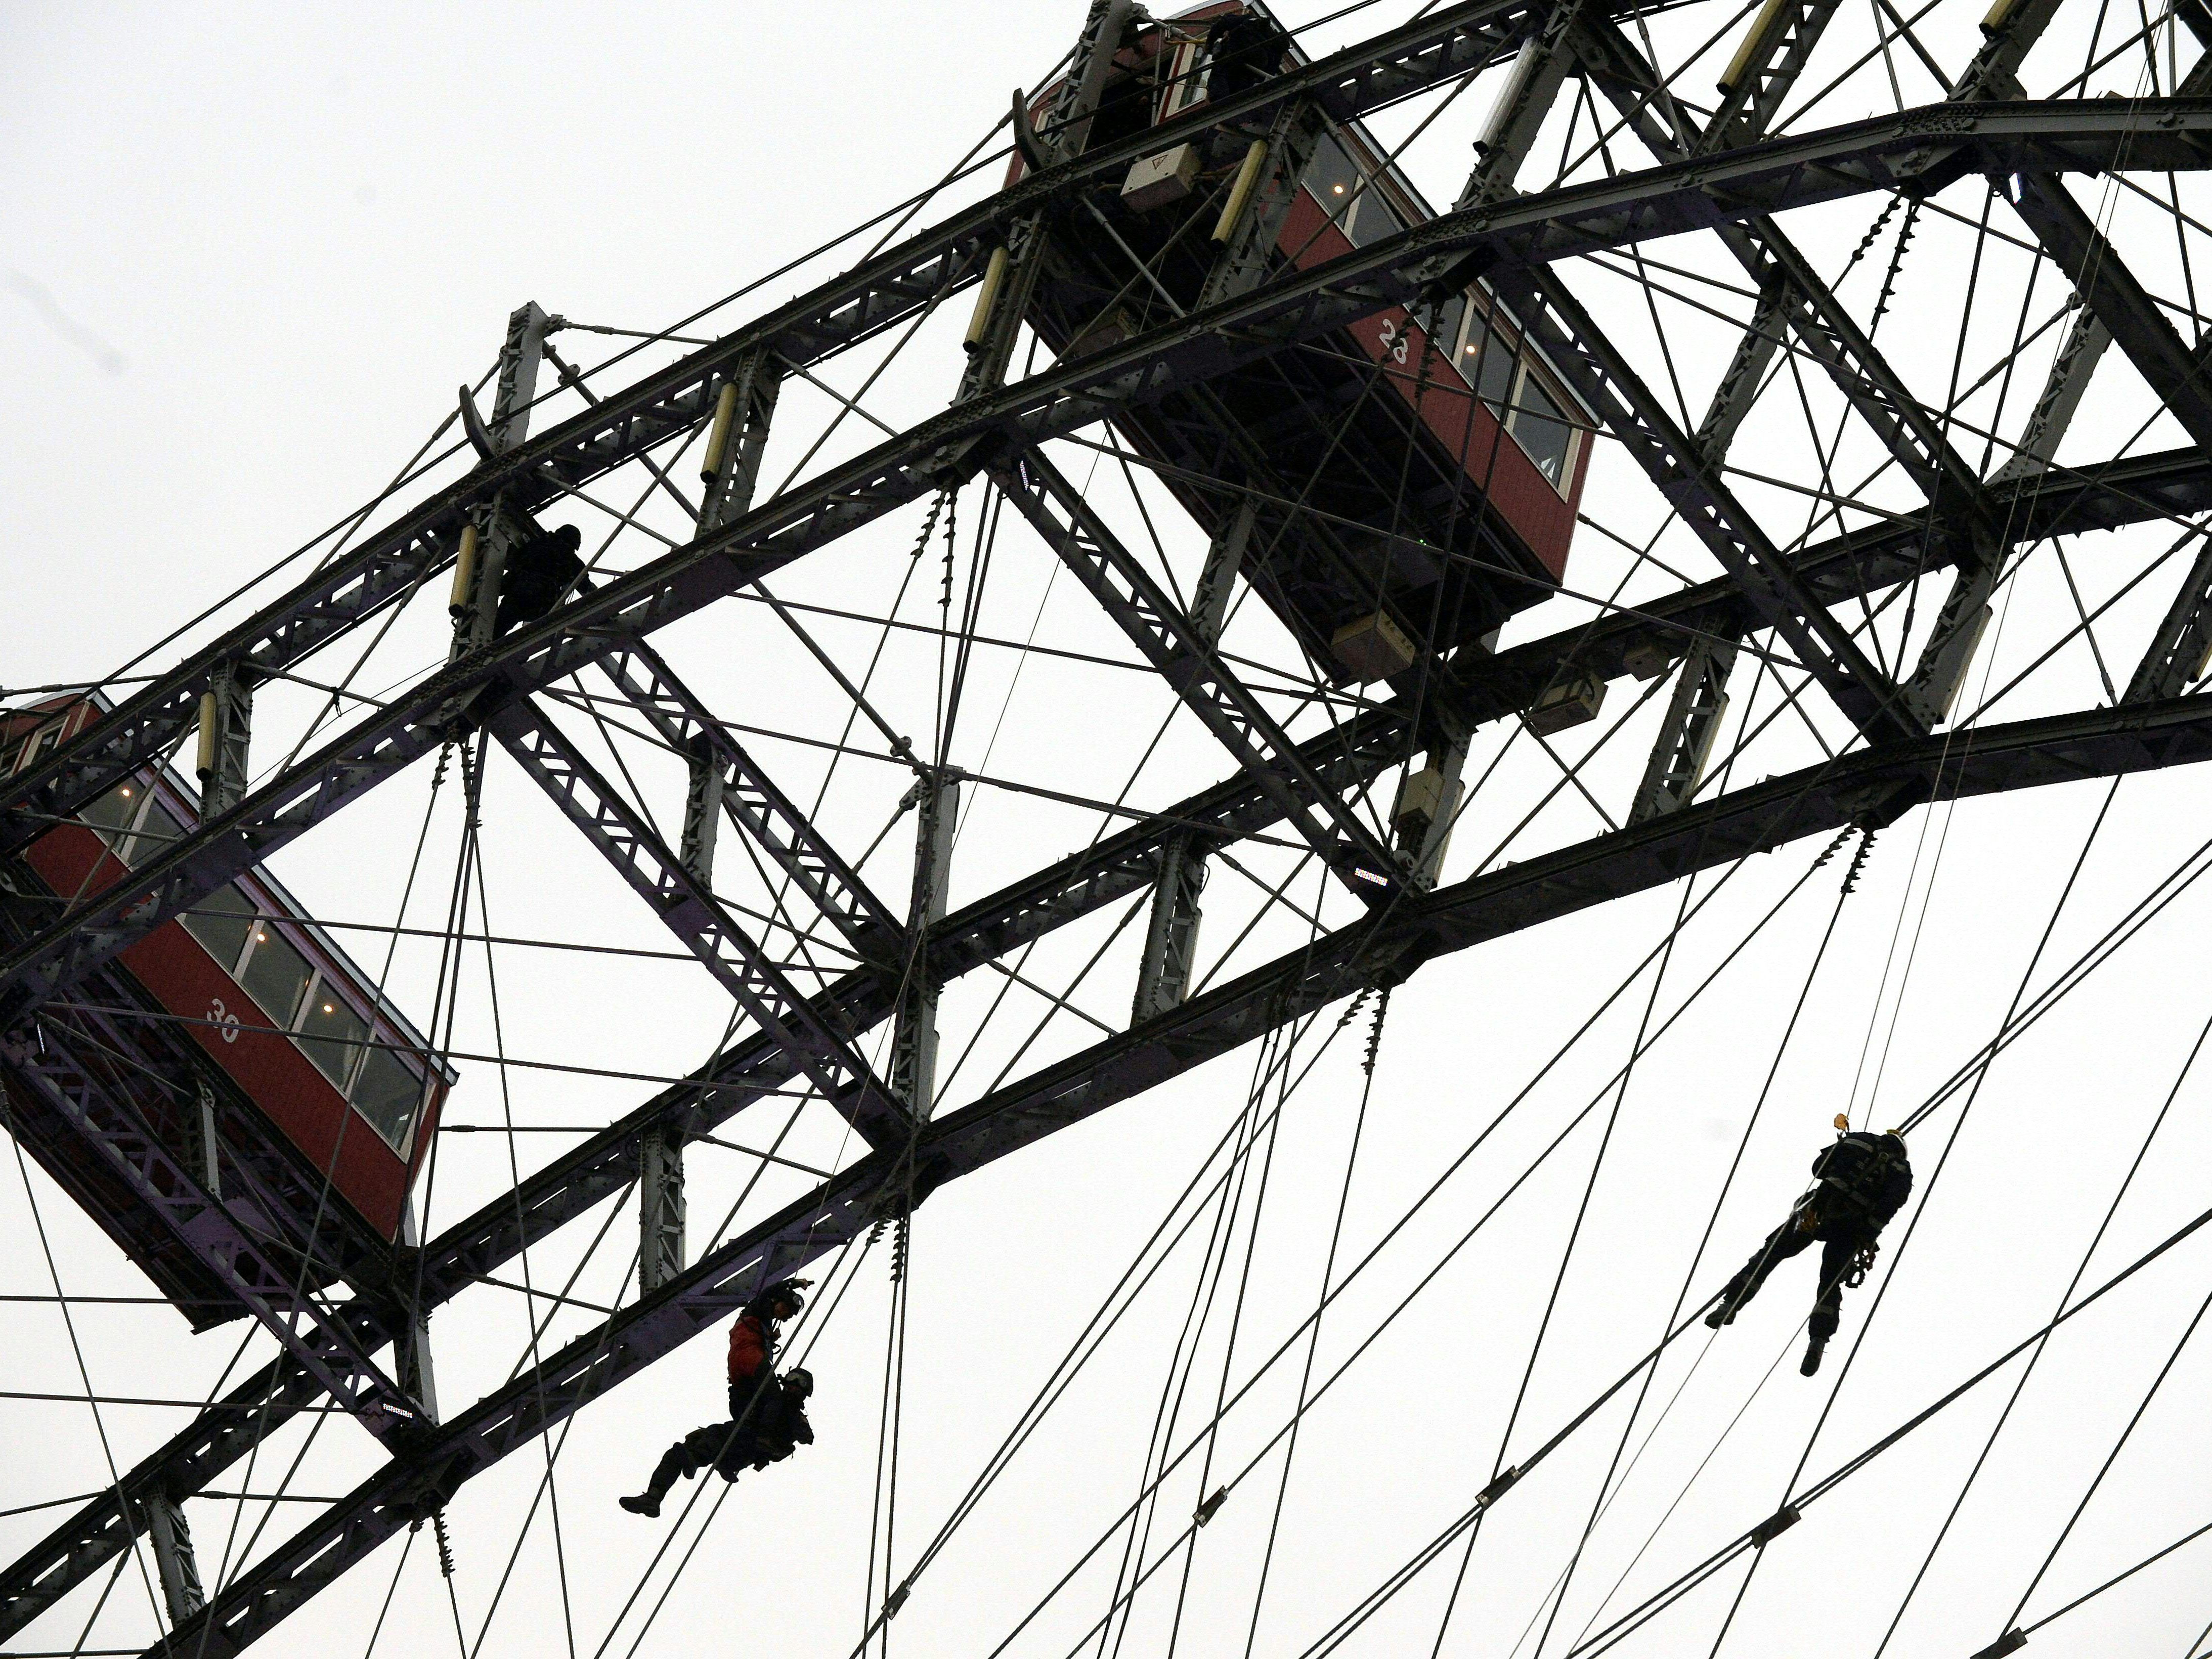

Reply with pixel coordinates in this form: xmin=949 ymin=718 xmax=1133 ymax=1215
xmin=1239 ymin=991 xmax=1390 ymax=1656
xmin=1101 ymin=1024 xmax=1291 ymax=1659
xmin=985 ymin=831 xmax=1851 ymax=1659
xmin=1535 ymin=832 xmax=1874 ymax=1659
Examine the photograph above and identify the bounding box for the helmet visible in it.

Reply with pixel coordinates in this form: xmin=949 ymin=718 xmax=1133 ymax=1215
xmin=747 ymin=1276 xmax=810 ymax=1320
xmin=783 ymin=1367 xmax=815 ymax=1401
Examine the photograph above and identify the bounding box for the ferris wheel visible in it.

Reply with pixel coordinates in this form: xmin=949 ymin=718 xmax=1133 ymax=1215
xmin=10 ymin=1 xmax=2212 ymax=1653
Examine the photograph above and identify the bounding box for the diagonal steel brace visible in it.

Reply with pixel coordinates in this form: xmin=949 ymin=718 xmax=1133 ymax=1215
xmin=992 ymin=448 xmax=1404 ymax=895
xmin=488 ymin=698 xmax=909 ymax=1151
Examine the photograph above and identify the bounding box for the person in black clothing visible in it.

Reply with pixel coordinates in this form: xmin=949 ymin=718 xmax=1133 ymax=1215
xmin=618 ymin=1369 xmax=816 ymax=1517
xmin=492 ymin=522 xmax=590 ymax=638
xmin=1201 ymin=10 xmax=1288 ymax=106
xmin=620 ymin=1278 xmax=813 ymax=1518
xmin=1705 ymin=1120 xmax=1913 ymax=1376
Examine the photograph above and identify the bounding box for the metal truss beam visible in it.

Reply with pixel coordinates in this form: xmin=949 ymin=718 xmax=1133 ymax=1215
xmin=2007 ymin=175 xmax=2212 ymax=449
xmin=5 ymin=84 xmax=2197 ymax=863
xmin=890 ymin=771 xmax=958 ymax=1119
xmin=637 ymin=1121 xmax=686 ymax=1297
xmin=1704 ymin=0 xmax=1846 ymax=149
xmin=194 ymin=663 xmax=252 ymax=821
xmin=487 ymin=700 xmax=909 ymax=1151
xmin=144 ymin=689 xmax=2212 ymax=1659
xmin=1574 ymin=19 xmax=1997 ymax=528
xmin=592 ymin=637 xmax=903 ymax=966
xmin=1485 ymin=261 xmax=1926 ymax=741
xmin=0 ymin=0 xmax=1555 ymax=857
xmin=1988 ymin=302 xmax=2112 ymax=487
xmin=1133 ymin=829 xmax=1207 ymax=1022
xmin=20 ymin=434 xmax=2210 ymax=1634
xmin=140 ymin=1488 xmax=204 ymax=1633
xmin=4 ymin=99 xmax=2202 ymax=1032
xmin=13 ymin=95 xmax=2212 ymax=1632
xmin=992 ymin=448 xmax=1403 ymax=889
xmin=1462 ymin=1 xmax=1585 ymax=205
xmin=1632 ymin=628 xmax=1740 ymax=821
xmin=2 ymin=1013 xmax=418 ymax=1440
xmin=1483 ymin=446 xmax=2212 ymax=707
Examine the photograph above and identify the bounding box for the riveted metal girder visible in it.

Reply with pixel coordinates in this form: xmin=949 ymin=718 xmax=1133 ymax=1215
xmin=890 ymin=771 xmax=959 ymax=1119
xmin=488 ymin=700 xmax=909 ymax=1151
xmin=1573 ymin=19 xmax=1998 ymax=534
xmin=1702 ymin=0 xmax=1848 ymax=150
xmin=13 ymin=80 xmax=2212 ymax=1647
xmin=143 ymin=689 xmax=2212 ymax=1659
xmin=991 ymin=447 xmax=1403 ymax=890
xmin=10 ymin=93 xmax=2211 ymax=1056
xmin=5 ymin=82 xmax=2198 ymax=858
xmin=593 ymin=637 xmax=904 ymax=966
xmin=21 ymin=432 xmax=2212 ymax=1640
xmin=4 ymin=101 xmax=2202 ymax=1026
xmin=1485 ymin=261 xmax=1926 ymax=742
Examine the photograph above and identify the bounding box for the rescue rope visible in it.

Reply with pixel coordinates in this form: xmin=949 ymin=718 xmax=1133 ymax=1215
xmin=1123 ymin=1017 xmax=1306 ymax=1659
xmin=1431 ymin=834 xmax=1720 ymax=1654
xmin=1534 ymin=825 xmax=1869 ymax=1658
xmin=1162 ymin=1009 xmax=1313 ymax=1656
xmin=1870 ymin=878 xmax=2212 ymax=1654
xmin=1556 ymin=1183 xmax=2212 ymax=1659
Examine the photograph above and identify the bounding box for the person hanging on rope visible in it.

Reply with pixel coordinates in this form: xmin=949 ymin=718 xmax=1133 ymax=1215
xmin=1704 ymin=1117 xmax=1913 ymax=1376
xmin=620 ymin=1277 xmax=814 ymax=1517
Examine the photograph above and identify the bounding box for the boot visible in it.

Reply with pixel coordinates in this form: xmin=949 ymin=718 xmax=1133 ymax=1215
xmin=1800 ymin=1332 xmax=1828 ymax=1377
xmin=619 ymin=1441 xmax=691 ymax=1517
xmin=1706 ymin=1287 xmax=1744 ymax=1329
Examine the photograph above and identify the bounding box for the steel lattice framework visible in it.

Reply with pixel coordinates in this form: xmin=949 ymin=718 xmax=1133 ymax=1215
xmin=10 ymin=0 xmax=2212 ymax=1650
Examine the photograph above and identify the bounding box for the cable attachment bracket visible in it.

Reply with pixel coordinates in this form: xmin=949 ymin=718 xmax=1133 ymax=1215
xmin=1473 ymin=1465 xmax=1521 ymax=1512
xmin=1194 ymin=1487 xmax=1229 ymax=1528
xmin=1749 ymin=1504 xmax=1801 ymax=1548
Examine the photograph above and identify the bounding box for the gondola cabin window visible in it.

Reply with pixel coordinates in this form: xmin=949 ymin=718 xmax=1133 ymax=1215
xmin=1159 ymin=32 xmax=1211 ymax=118
xmin=2 ymin=697 xmax=447 ymax=1265
xmin=1441 ymin=300 xmax=1583 ymax=494
xmin=66 ymin=763 xmax=431 ymax=1158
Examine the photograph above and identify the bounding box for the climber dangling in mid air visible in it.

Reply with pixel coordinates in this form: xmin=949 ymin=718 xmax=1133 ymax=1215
xmin=621 ymin=1277 xmax=814 ymax=1517
xmin=1705 ymin=1118 xmax=1913 ymax=1377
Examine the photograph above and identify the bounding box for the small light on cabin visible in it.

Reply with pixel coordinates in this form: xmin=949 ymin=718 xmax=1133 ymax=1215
xmin=322 ymin=1002 xmax=335 ymax=1015
xmin=1331 ymin=183 xmax=1346 ymax=195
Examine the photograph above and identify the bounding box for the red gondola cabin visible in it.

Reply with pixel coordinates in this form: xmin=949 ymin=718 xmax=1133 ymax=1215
xmin=1010 ymin=1 xmax=1596 ymax=680
xmin=2 ymin=695 xmax=450 ymax=1257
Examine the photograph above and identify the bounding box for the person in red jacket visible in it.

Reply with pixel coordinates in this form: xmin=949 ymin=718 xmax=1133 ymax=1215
xmin=621 ymin=1278 xmax=811 ymax=1517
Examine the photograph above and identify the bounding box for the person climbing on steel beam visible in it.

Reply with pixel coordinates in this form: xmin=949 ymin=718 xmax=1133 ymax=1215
xmin=620 ymin=1278 xmax=813 ymax=1517
xmin=1704 ymin=1118 xmax=1912 ymax=1377
xmin=1202 ymin=9 xmax=1289 ymax=106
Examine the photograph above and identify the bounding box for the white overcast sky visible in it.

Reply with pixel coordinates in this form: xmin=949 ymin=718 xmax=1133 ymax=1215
xmin=10 ymin=5 xmax=2212 ymax=1658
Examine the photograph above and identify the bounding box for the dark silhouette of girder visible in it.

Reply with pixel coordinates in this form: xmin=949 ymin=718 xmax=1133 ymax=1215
xmin=6 ymin=96 xmax=2205 ymax=1039
xmin=145 ymin=690 xmax=2212 ymax=1659
xmin=6 ymin=0 xmax=2212 ymax=1637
